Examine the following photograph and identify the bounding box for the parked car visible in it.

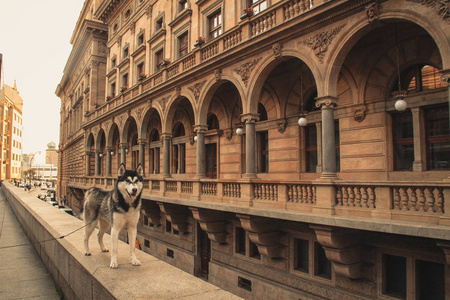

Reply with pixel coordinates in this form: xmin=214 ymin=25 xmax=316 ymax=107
xmin=47 ymin=200 xmax=58 ymax=207
xmin=38 ymin=192 xmax=47 ymax=200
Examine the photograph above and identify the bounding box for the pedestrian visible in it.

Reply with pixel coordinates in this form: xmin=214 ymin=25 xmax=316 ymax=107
xmin=63 ymin=196 xmax=67 ymax=206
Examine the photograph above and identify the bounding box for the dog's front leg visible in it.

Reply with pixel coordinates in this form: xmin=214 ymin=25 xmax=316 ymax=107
xmin=128 ymin=226 xmax=140 ymax=266
xmin=109 ymin=223 xmax=122 ymax=269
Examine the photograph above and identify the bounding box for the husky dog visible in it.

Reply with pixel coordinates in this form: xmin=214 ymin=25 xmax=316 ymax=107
xmin=83 ymin=164 xmax=144 ymax=268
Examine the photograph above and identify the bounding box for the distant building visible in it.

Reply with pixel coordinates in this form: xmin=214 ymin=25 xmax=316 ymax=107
xmin=0 ymin=81 xmax=24 ymax=180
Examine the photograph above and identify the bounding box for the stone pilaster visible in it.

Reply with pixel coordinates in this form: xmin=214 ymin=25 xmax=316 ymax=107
xmin=106 ymin=147 xmax=113 ymax=176
xmin=85 ymin=151 xmax=90 ymax=176
xmin=120 ymin=143 xmax=128 ymax=166
xmin=138 ymin=139 xmax=147 ymax=175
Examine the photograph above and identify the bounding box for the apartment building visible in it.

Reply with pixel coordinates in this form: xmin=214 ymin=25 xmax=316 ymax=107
xmin=57 ymin=0 xmax=450 ymax=298
xmin=0 ymin=82 xmax=24 ymax=181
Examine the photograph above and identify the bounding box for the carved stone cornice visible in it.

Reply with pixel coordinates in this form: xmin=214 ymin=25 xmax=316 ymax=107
xmin=158 ymin=96 xmax=170 ymax=115
xmin=233 ymin=57 xmax=262 ymax=87
xmin=272 ymin=42 xmax=282 ymax=59
xmin=190 ymin=208 xmax=227 ymax=244
xmin=241 ymin=113 xmax=260 ymax=123
xmin=303 ymin=24 xmax=345 ymax=63
xmin=141 ymin=200 xmax=161 ymax=226
xmin=187 ymin=80 xmax=206 ymax=103
xmin=214 ymin=69 xmax=222 ymax=81
xmin=352 ymin=104 xmax=367 ymax=122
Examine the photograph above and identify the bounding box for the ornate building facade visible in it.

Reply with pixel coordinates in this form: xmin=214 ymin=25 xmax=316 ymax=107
xmin=57 ymin=0 xmax=450 ymax=298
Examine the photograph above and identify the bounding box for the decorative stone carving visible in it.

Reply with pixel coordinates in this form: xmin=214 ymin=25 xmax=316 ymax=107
xmin=133 ymin=106 xmax=145 ymax=123
xmin=233 ymin=57 xmax=262 ymax=87
xmin=141 ymin=200 xmax=161 ymax=226
xmin=91 ymin=124 xmax=100 ymax=137
xmin=158 ymin=203 xmax=189 ymax=233
xmin=190 ymin=208 xmax=228 ymax=244
xmin=237 ymin=214 xmax=283 ymax=259
xmin=272 ymin=42 xmax=282 ymax=59
xmin=366 ymin=3 xmax=379 ymax=23
xmin=158 ymin=96 xmax=169 ymax=114
xmin=315 ymin=96 xmax=338 ymax=109
xmin=98 ymin=42 xmax=108 ymax=55
xmin=277 ymin=118 xmax=287 ymax=133
xmin=311 ymin=225 xmax=363 ymax=279
xmin=406 ymin=0 xmax=450 ymax=21
xmin=214 ymin=69 xmax=222 ymax=81
xmin=352 ymin=104 xmax=367 ymax=122
xmin=303 ymin=25 xmax=345 ymax=63
xmin=224 ymin=128 xmax=233 ymax=140
xmin=187 ymin=80 xmax=206 ymax=102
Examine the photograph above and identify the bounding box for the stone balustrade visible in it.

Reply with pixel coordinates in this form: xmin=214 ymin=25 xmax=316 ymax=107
xmin=68 ymin=176 xmax=450 ymax=226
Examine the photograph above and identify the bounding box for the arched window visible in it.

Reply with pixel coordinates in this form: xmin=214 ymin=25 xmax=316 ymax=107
xmin=394 ymin=64 xmax=447 ymax=94
xmin=207 ymin=114 xmax=220 ymax=130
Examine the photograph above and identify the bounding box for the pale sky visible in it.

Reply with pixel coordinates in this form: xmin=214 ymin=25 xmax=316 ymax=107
xmin=0 ymin=0 xmax=85 ymax=163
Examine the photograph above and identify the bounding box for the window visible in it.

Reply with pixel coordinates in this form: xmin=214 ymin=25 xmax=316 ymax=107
xmin=248 ymin=0 xmax=267 ymax=15
xmin=314 ymin=242 xmax=332 ymax=279
xmin=137 ymin=33 xmax=144 ymax=46
xmin=155 ymin=18 xmax=163 ymax=31
xmin=155 ymin=49 xmax=164 ymax=72
xmin=137 ymin=62 xmax=144 ymax=79
xmin=110 ymin=81 xmax=116 ymax=97
xmin=172 ymin=123 xmax=186 ymax=174
xmin=294 ymin=239 xmax=309 ymax=273
xmin=122 ymin=73 xmax=128 ymax=88
xmin=400 ymin=65 xmax=448 ymax=93
xmin=178 ymin=32 xmax=188 ymax=58
xmin=416 ymin=260 xmax=445 ymax=299
xmin=392 ymin=111 xmax=414 ymax=171
xmin=257 ymin=131 xmax=269 ymax=173
xmin=209 ymin=10 xmax=222 ymax=39
xmin=178 ymin=0 xmax=188 ymax=12
xmin=235 ymin=227 xmax=246 ymax=255
xmin=305 ymin=125 xmax=317 ymax=172
xmin=124 ymin=8 xmax=131 ymax=19
xmin=382 ymin=254 xmax=406 ymax=298
xmin=149 ymin=129 xmax=160 ymax=174
xmin=425 ymin=104 xmax=450 ymax=170
xmin=123 ymin=47 xmax=129 ymax=59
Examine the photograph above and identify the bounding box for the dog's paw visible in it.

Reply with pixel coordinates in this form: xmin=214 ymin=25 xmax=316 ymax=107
xmin=109 ymin=260 xmax=119 ymax=269
xmin=85 ymin=252 xmax=91 ymax=256
xmin=101 ymin=249 xmax=109 ymax=253
xmin=131 ymin=258 xmax=141 ymax=266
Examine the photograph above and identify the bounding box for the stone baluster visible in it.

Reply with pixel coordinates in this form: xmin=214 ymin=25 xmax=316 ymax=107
xmin=426 ymin=187 xmax=435 ymax=212
xmin=436 ymin=188 xmax=444 ymax=213
xmin=393 ymin=187 xmax=400 ymax=210
xmin=400 ymin=187 xmax=408 ymax=211
xmin=409 ymin=187 xmax=418 ymax=211
xmin=417 ymin=187 xmax=426 ymax=212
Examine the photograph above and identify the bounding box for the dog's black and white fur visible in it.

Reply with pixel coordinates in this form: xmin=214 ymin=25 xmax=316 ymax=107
xmin=83 ymin=164 xmax=143 ymax=268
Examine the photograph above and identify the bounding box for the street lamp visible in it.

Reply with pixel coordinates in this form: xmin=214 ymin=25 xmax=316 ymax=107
xmin=28 ymin=151 xmax=41 ymax=187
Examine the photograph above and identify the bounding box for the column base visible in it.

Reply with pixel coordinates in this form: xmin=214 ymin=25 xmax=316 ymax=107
xmin=319 ymin=172 xmax=338 ymax=181
xmin=243 ymin=173 xmax=258 ymax=179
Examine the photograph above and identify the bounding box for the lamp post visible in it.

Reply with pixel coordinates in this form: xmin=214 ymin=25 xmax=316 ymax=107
xmin=28 ymin=151 xmax=41 ymax=187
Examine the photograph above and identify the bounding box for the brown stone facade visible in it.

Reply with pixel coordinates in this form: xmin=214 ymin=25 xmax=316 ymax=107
xmin=58 ymin=0 xmax=450 ymax=299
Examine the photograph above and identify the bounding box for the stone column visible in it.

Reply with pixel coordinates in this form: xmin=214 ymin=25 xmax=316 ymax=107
xmin=95 ymin=150 xmax=100 ymax=176
xmin=242 ymin=114 xmax=259 ymax=178
xmin=316 ymin=96 xmax=338 ymax=179
xmin=411 ymin=108 xmax=425 ymax=171
xmin=85 ymin=151 xmax=90 ymax=176
xmin=106 ymin=147 xmax=113 ymax=176
xmin=162 ymin=133 xmax=172 ymax=178
xmin=194 ymin=125 xmax=207 ymax=178
xmin=138 ymin=139 xmax=146 ymax=175
xmin=120 ymin=143 xmax=128 ymax=166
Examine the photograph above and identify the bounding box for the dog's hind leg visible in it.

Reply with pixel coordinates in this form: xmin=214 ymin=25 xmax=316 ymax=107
xmin=98 ymin=218 xmax=110 ymax=253
xmin=84 ymin=220 xmax=97 ymax=256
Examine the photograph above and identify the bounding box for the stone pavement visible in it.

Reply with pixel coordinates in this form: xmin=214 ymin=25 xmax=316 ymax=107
xmin=0 ymin=187 xmax=60 ymax=300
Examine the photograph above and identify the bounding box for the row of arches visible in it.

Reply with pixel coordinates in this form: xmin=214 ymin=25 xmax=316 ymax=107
xmin=85 ymin=18 xmax=449 ymax=180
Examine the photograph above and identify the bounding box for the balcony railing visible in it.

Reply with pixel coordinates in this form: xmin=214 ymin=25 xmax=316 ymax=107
xmin=68 ymin=176 xmax=450 ymax=227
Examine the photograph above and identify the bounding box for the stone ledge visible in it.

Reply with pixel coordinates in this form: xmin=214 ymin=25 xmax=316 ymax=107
xmin=1 ymin=182 xmax=241 ymax=300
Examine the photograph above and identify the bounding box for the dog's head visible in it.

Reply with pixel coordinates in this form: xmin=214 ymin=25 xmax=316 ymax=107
xmin=117 ymin=164 xmax=144 ymax=203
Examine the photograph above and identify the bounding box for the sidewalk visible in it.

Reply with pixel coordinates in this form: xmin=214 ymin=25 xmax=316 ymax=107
xmin=0 ymin=188 xmax=60 ymax=300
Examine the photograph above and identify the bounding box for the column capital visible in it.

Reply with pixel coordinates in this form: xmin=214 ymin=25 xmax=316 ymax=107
xmin=161 ymin=133 xmax=172 ymax=140
xmin=193 ymin=124 xmax=208 ymax=133
xmin=240 ymin=113 xmax=260 ymax=123
xmin=138 ymin=138 xmax=147 ymax=145
xmin=119 ymin=143 xmax=128 ymax=149
xmin=315 ymin=96 xmax=338 ymax=109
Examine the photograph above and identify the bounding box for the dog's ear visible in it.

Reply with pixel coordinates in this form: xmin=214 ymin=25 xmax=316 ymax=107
xmin=118 ymin=163 xmax=126 ymax=177
xmin=136 ymin=164 xmax=144 ymax=177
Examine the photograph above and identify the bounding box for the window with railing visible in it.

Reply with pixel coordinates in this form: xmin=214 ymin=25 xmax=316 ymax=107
xmin=178 ymin=32 xmax=188 ymax=58
xmin=155 ymin=49 xmax=164 ymax=72
xmin=209 ymin=10 xmax=222 ymax=39
xmin=425 ymin=104 xmax=450 ymax=170
xmin=248 ymin=0 xmax=267 ymax=15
